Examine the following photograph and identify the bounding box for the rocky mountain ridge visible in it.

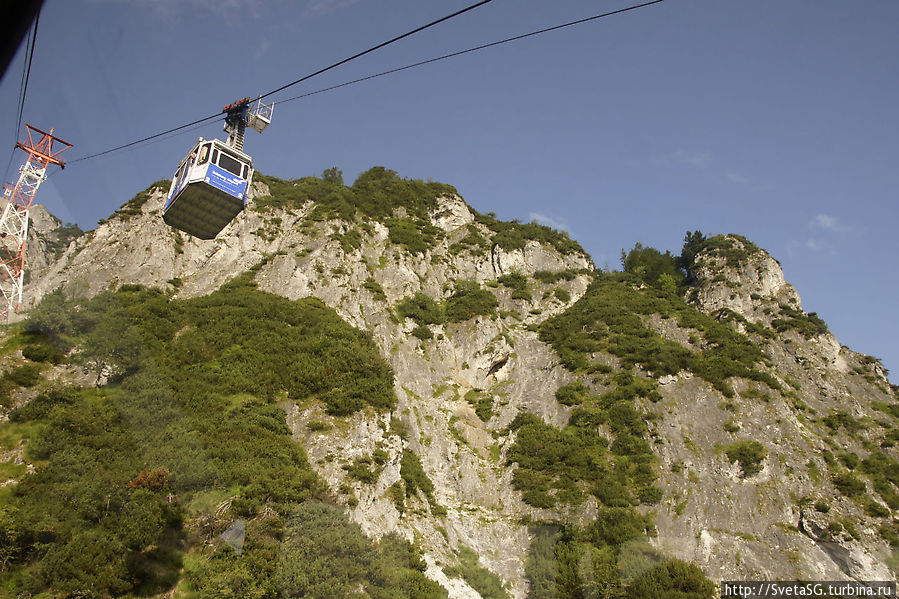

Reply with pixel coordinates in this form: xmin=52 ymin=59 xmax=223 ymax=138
xmin=5 ymin=170 xmax=899 ymax=597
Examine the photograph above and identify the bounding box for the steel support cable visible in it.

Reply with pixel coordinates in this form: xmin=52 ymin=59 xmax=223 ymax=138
xmin=69 ymin=0 xmax=666 ymax=166
xmin=4 ymin=12 xmax=39 ymax=184
xmin=276 ymin=0 xmax=665 ymax=107
xmin=68 ymin=0 xmax=494 ymax=165
xmin=17 ymin=8 xmax=40 ymax=138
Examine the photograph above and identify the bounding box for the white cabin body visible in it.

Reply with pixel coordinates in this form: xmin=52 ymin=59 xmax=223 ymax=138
xmin=163 ymin=138 xmax=254 ymax=239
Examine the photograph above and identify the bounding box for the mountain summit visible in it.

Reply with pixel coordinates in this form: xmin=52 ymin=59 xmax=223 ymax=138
xmin=2 ymin=168 xmax=896 ymax=597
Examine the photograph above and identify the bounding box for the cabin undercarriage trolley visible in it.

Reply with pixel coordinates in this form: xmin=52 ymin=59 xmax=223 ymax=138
xmin=163 ymin=98 xmax=272 ymax=239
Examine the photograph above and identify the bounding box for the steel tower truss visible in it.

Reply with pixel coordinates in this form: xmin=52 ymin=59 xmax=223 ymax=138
xmin=0 ymin=124 xmax=70 ymax=322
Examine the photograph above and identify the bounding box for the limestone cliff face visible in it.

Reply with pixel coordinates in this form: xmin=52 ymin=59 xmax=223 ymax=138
xmin=26 ymin=181 xmax=592 ymax=597
xmin=22 ymin=189 xmax=899 ymax=596
xmin=0 ymin=200 xmax=80 ymax=289
xmin=652 ymin=235 xmax=895 ymax=583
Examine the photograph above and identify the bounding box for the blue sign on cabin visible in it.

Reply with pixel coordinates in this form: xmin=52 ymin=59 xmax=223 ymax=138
xmin=205 ymin=164 xmax=248 ymax=201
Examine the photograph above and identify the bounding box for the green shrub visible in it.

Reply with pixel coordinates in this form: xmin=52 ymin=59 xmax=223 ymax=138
xmin=626 ymin=558 xmax=716 ymax=599
xmin=22 ymin=341 xmax=65 ymax=364
xmin=498 ymin=273 xmax=531 ymax=300
xmin=822 ymin=410 xmax=862 ymax=434
xmin=878 ymin=521 xmax=899 ymax=546
xmin=444 ymin=546 xmax=508 ymax=599
xmin=725 ymin=440 xmax=767 ymax=477
xmin=4 ymin=364 xmax=42 ymax=388
xmin=363 ymin=277 xmax=387 ymax=302
xmin=723 ymin=420 xmax=740 ymax=433
xmin=397 ymin=292 xmax=444 ymax=327
xmin=555 ymin=382 xmax=589 ymax=406
xmin=523 ymin=518 xmax=714 ymax=599
xmin=695 ymin=234 xmax=759 ymax=270
xmin=9 ymin=386 xmax=77 ymax=422
xmin=833 ymin=473 xmax=867 ymax=497
xmin=838 ymin=452 xmax=860 ymax=470
xmin=387 ymin=481 xmax=406 ymax=513
xmin=385 ymin=217 xmax=441 ymax=254
xmin=474 ymin=212 xmax=585 ymax=256
xmin=538 ymin=273 xmax=776 ymax=397
xmin=110 ymin=180 xmax=170 ymax=220
xmin=331 ymin=228 xmax=363 ymax=253
xmin=445 ymin=281 xmax=499 ymax=323
xmin=346 ymin=456 xmax=382 ymax=484
xmin=465 ymin=389 xmax=494 ymax=421
xmin=0 ymin=277 xmax=447 ymax=597
xmin=772 ymin=305 xmax=830 ymax=338
xmin=507 ymin=378 xmax=658 ymax=510
xmin=411 ymin=325 xmax=433 ymax=340
xmin=400 ymin=450 xmax=438 ymax=508
xmin=449 ymin=225 xmax=490 ymax=256
xmin=864 ymin=497 xmax=890 ymax=518
xmin=621 ymin=242 xmax=685 ymax=288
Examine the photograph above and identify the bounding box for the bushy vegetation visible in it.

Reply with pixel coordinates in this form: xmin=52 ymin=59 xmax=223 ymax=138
xmin=858 ymin=452 xmax=899 ymax=510
xmin=498 ymin=272 xmax=531 ymax=300
xmin=532 ymin=269 xmax=582 ymax=284
xmin=538 ymin=272 xmax=779 ymax=397
xmin=473 ymin=211 xmax=585 ymax=257
xmin=363 ymin=276 xmax=387 ymax=302
xmin=445 ymin=280 xmax=499 ymax=323
xmin=464 ymin=389 xmax=495 ymax=422
xmin=724 ymin=440 xmax=767 ymax=477
xmin=0 ymin=276 xmax=427 ymax=596
xmin=253 ymin=168 xmax=591 ymax=261
xmin=524 ymin=515 xmax=714 ymax=599
xmin=832 ymin=472 xmax=867 ymax=498
xmin=555 ymin=381 xmax=589 ymax=406
xmin=330 ymin=227 xmax=362 ymax=253
xmin=399 ymin=450 xmax=443 ymax=515
xmin=772 ymin=305 xmax=830 ymax=338
xmin=507 ymin=372 xmax=661 ymax=509
xmin=106 ymin=179 xmax=171 ymax=221
xmin=693 ymin=233 xmax=759 ymax=270
xmin=43 ymin=222 xmax=84 ymax=259
xmin=448 ymin=224 xmax=490 ymax=257
xmin=621 ymin=243 xmax=685 ymax=289
xmin=444 ymin=545 xmax=508 ymax=599
xmin=397 ymin=292 xmax=444 ymax=328
xmin=186 ymin=502 xmax=446 ymax=598
xmin=254 ymin=167 xmax=454 ymax=253
xmin=385 ymin=217 xmax=443 ymax=255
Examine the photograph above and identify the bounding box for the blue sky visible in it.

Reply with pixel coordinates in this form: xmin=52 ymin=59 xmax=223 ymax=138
xmin=1 ymin=0 xmax=897 ymax=379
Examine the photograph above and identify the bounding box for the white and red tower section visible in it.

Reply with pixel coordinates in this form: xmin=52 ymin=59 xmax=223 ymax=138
xmin=0 ymin=124 xmax=71 ymax=322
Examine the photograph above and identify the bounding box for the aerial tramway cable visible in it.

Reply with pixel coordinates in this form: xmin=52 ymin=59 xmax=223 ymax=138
xmin=3 ymin=8 xmax=41 ymax=184
xmin=68 ymin=0 xmax=496 ymax=165
xmin=67 ymin=0 xmax=664 ymax=166
xmin=275 ymin=0 xmax=665 ymax=107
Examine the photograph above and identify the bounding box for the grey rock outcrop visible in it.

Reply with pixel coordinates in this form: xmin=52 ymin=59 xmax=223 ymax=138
xmin=21 ymin=190 xmax=898 ymax=596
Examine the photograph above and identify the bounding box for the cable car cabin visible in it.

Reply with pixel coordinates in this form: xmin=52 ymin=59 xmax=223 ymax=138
xmin=163 ymin=138 xmax=254 ymax=239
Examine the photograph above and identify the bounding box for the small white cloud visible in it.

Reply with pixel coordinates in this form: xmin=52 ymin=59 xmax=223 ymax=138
xmin=787 ymin=238 xmax=836 ymax=256
xmin=726 ymin=170 xmax=747 ymax=184
xmin=92 ymin=0 xmax=264 ymax=21
xmin=805 ymin=238 xmax=825 ymax=251
xmin=674 ymin=148 xmax=712 ymax=168
xmin=304 ymin=0 xmax=359 ymax=16
xmin=810 ymin=213 xmax=852 ymax=233
xmin=529 ymin=212 xmax=569 ymax=232
xmin=254 ymin=38 xmax=272 ymax=61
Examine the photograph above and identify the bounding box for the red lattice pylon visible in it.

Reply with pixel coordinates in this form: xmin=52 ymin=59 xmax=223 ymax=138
xmin=0 ymin=125 xmax=71 ymax=322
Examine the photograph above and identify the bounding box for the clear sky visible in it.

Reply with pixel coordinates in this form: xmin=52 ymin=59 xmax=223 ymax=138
xmin=1 ymin=0 xmax=897 ymax=380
